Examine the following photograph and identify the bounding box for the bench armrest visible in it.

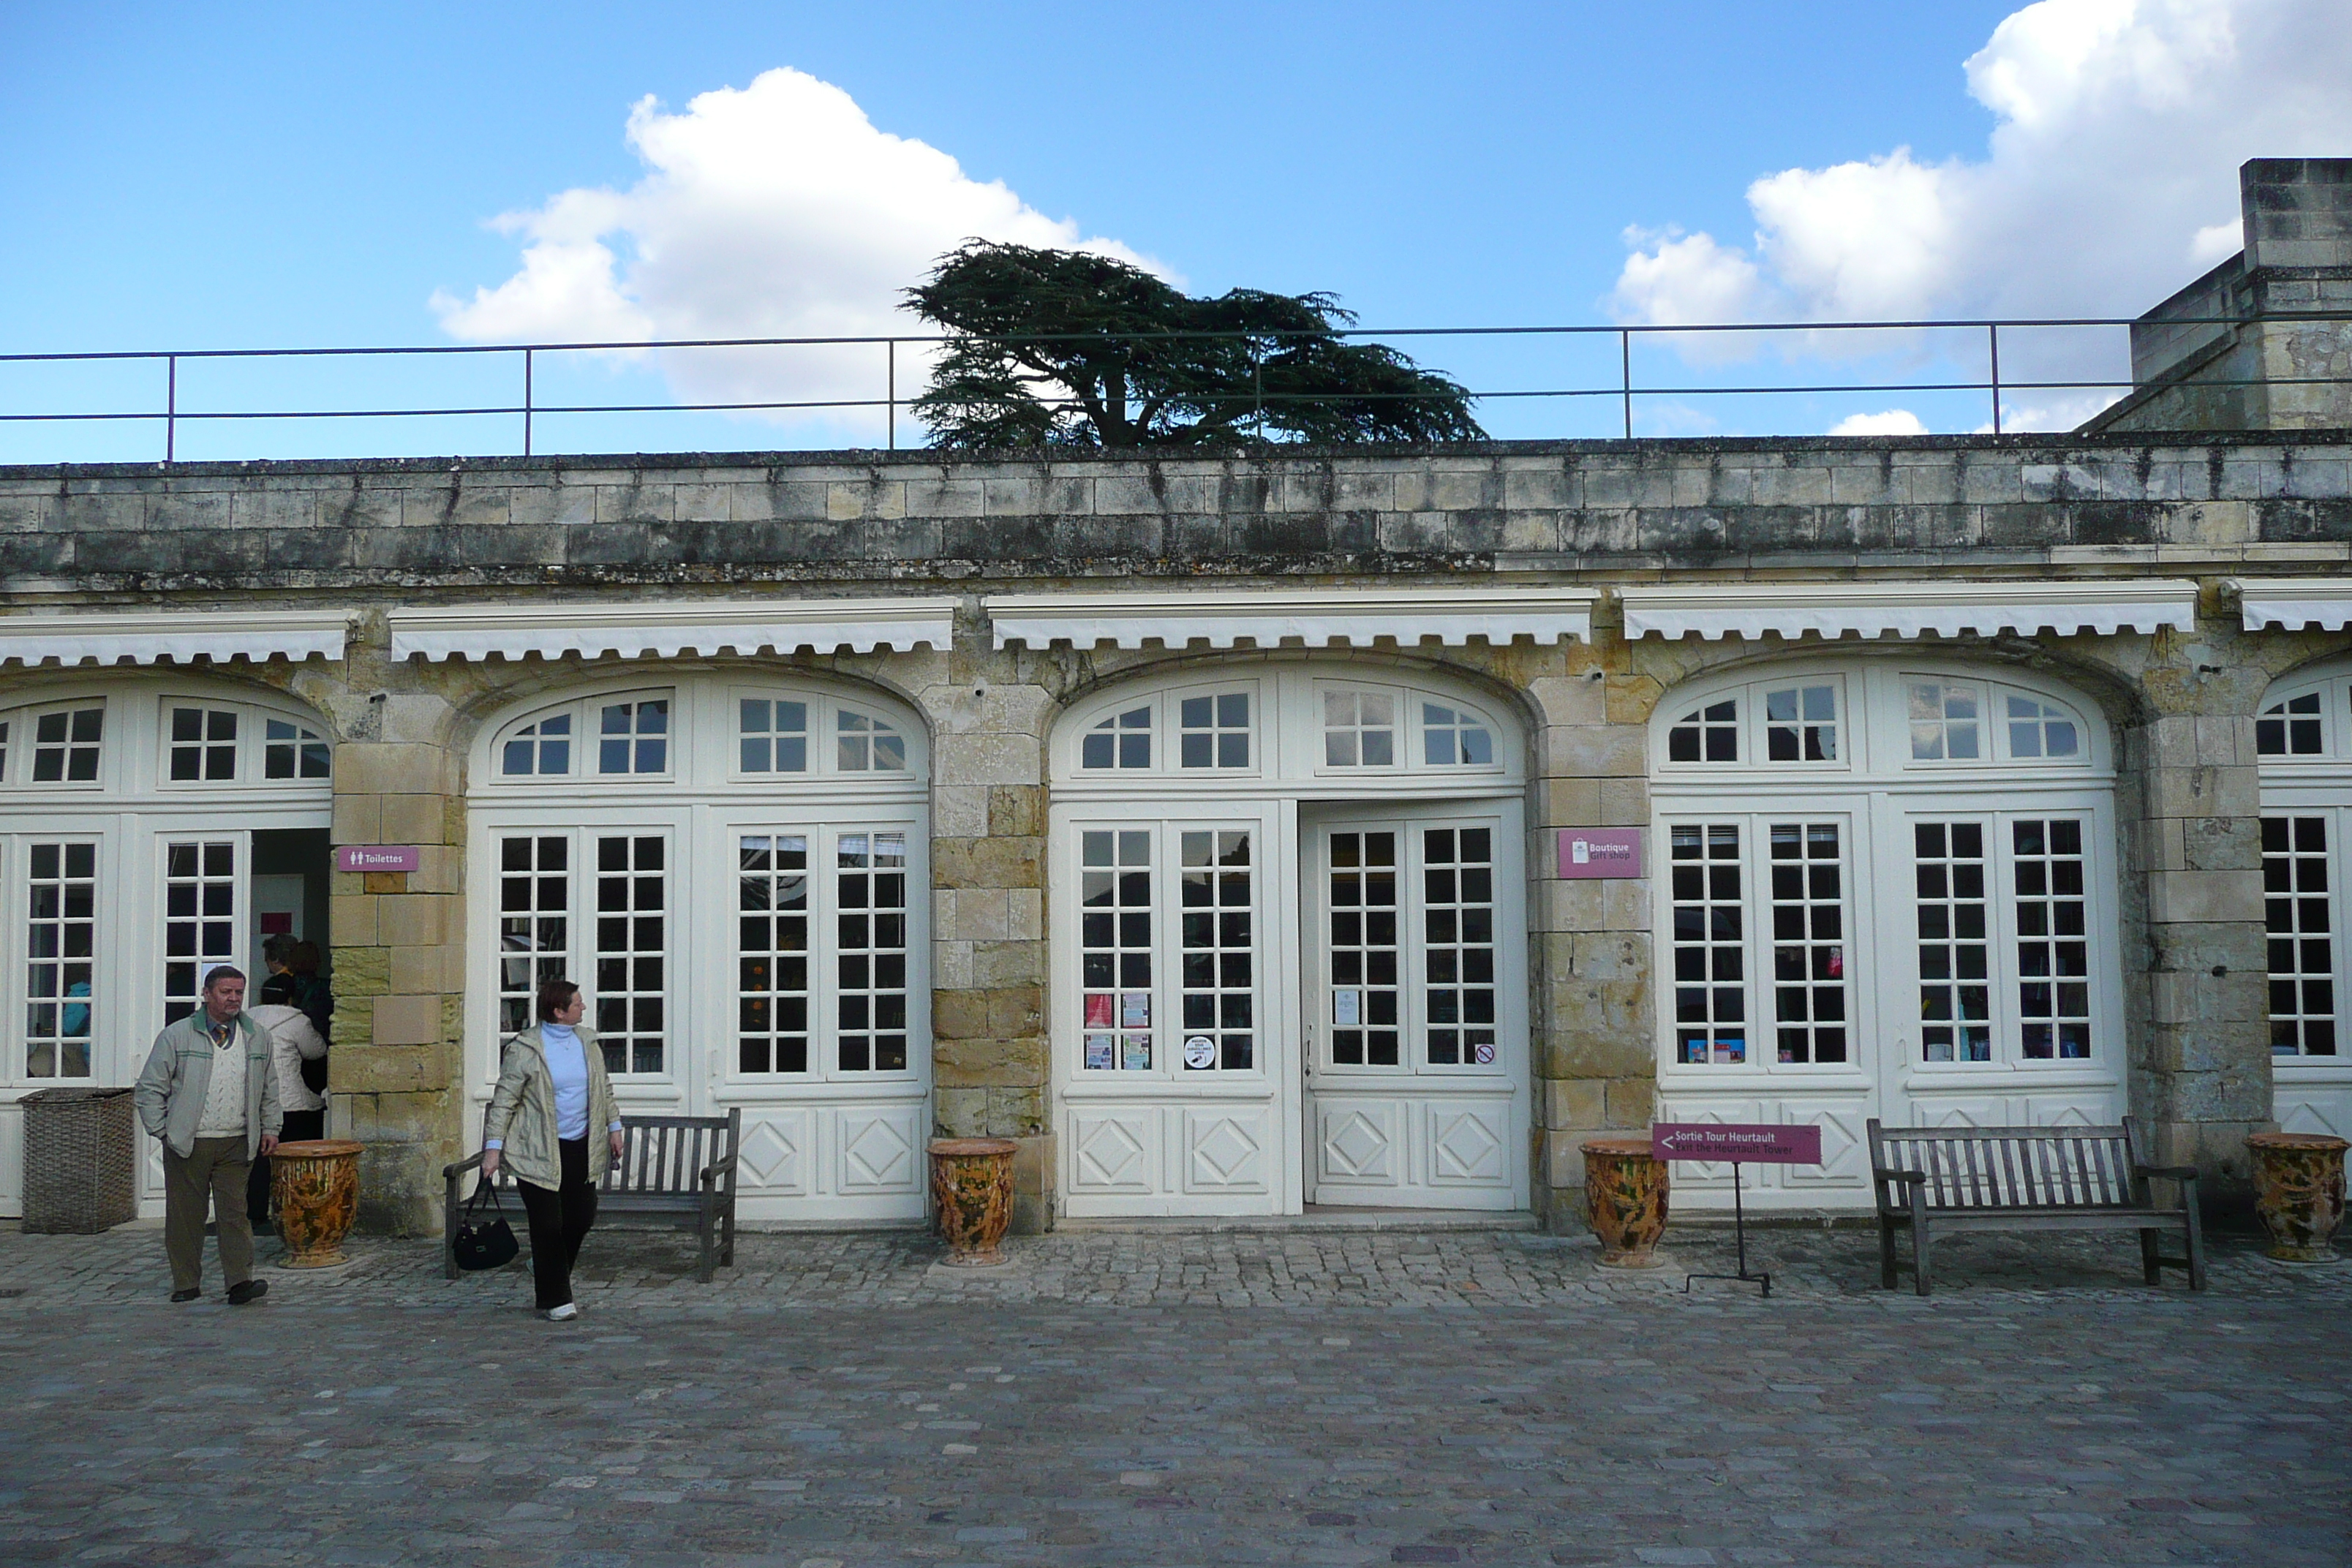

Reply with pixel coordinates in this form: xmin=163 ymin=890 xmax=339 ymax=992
xmin=698 ymin=1150 xmax=740 ymax=1190
xmin=2134 ymin=1164 xmax=2199 ymax=1182
xmin=442 ymin=1150 xmax=487 ymax=1180
xmin=1872 ymin=1167 xmax=1927 ymax=1185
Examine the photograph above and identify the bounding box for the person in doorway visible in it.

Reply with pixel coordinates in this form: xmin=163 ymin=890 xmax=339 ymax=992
xmin=243 ymin=1002 xmax=329 ymax=1229
xmin=260 ymin=935 xmax=334 ymax=1039
xmin=257 ymin=932 xmax=300 ymax=1006
xmin=479 ymin=978 xmax=624 ymax=1322
xmin=132 ymin=967 xmax=282 ymax=1305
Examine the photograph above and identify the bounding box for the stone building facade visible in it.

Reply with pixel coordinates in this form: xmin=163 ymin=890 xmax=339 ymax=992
xmin=1 ymin=157 xmax=2346 ymax=1238
xmin=1 ymin=429 xmax=2349 ymax=1236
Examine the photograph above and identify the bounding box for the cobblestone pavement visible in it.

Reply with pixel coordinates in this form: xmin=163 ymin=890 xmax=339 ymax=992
xmin=1 ymin=1221 xmax=2345 ymax=1566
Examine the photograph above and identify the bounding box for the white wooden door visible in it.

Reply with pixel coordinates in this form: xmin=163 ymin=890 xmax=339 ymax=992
xmin=1055 ymin=801 xmax=1300 ymax=1216
xmin=1301 ymin=802 xmax=1526 ymax=1209
xmin=1882 ymin=795 xmax=2127 ymax=1134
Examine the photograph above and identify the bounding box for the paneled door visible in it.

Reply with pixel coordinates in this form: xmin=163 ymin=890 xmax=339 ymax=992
xmin=1302 ymin=803 xmax=1526 ymax=1209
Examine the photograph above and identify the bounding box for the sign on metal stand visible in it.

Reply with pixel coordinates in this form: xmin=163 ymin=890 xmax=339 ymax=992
xmin=1651 ymin=1123 xmax=1823 ymax=1297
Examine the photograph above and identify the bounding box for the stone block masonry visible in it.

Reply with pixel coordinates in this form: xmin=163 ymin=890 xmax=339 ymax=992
xmin=3 ymin=432 xmax=2346 ymax=1232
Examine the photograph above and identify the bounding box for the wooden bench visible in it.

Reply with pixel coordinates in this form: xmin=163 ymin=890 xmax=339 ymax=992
xmin=1867 ymin=1117 xmax=2205 ymax=1296
xmin=443 ymin=1109 xmax=742 ymax=1283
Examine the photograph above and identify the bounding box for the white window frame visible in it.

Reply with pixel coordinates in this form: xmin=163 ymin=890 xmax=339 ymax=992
xmin=2254 ymin=655 xmax=2352 ymax=1138
xmin=153 ymin=695 xmax=336 ymax=791
xmin=1652 ymin=661 xmax=2122 ymax=1123
xmin=488 ymin=687 xmax=679 ymax=784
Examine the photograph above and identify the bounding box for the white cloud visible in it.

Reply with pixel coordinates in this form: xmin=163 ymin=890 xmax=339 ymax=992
xmin=1612 ymin=0 xmax=2352 ymax=429
xmin=432 ymin=67 xmax=1152 ymax=439
xmin=1828 ymin=409 xmax=1930 ymax=436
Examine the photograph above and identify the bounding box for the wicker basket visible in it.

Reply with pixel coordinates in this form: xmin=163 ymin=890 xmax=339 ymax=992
xmin=20 ymin=1086 xmax=138 ymax=1234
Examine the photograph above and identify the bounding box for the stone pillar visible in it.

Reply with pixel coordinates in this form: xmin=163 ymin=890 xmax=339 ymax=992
xmin=1529 ymin=644 xmax=1654 ymax=1232
xmin=2125 ymin=662 xmax=2274 ymax=1223
xmin=920 ymin=663 xmax=1056 ymax=1232
xmin=328 ymin=737 xmax=464 ymax=1234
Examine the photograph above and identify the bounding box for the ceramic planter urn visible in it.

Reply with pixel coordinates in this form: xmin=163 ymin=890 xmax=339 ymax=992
xmin=271 ymin=1139 xmax=363 ymax=1267
xmin=2246 ymin=1131 xmax=2348 ymax=1262
xmin=1583 ymin=1137 xmax=1670 ymax=1268
xmin=928 ymin=1137 xmax=1017 ymax=1266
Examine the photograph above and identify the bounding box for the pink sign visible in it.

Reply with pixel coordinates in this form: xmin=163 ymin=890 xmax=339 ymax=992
xmin=1558 ymin=828 xmax=1642 ymax=879
xmin=336 ymin=844 xmax=421 ymax=873
xmin=1651 ymin=1122 xmax=1823 ymax=1165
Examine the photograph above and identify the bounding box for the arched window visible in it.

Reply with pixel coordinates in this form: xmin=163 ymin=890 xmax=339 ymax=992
xmin=468 ymin=674 xmax=930 ymax=1223
xmin=2253 ymin=657 xmax=2352 ymax=1141
xmin=1650 ymin=660 xmax=2122 ymax=1206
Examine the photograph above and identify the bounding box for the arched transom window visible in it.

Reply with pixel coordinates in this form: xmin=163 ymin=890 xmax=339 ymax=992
xmin=1060 ymin=671 xmax=1514 ymax=786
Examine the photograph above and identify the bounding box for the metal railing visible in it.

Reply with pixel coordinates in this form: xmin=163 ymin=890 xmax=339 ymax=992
xmin=1 ymin=313 xmax=2346 ymax=462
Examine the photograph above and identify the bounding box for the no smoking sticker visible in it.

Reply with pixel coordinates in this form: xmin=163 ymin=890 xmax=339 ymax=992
xmin=1473 ymin=1043 xmax=1496 ymax=1065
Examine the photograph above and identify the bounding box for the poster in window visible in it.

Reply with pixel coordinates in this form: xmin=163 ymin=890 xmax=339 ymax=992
xmin=1085 ymin=1035 xmax=1114 ymax=1071
xmin=1085 ymin=992 xmax=1114 ymax=1028
xmin=1120 ymin=1036 xmax=1152 ymax=1071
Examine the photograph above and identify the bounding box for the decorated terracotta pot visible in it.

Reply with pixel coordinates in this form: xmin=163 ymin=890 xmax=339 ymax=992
xmin=2247 ymin=1131 xmax=2348 ymax=1263
xmin=1583 ymin=1137 xmax=1670 ymax=1268
xmin=271 ymin=1139 xmax=364 ymax=1268
xmin=929 ymin=1137 xmax=1018 ymax=1266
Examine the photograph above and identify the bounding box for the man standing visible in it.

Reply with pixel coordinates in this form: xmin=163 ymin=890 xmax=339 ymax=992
xmin=133 ymin=967 xmax=282 ymax=1304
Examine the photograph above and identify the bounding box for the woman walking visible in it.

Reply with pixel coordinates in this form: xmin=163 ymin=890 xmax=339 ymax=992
xmin=480 ymin=979 xmax=624 ymax=1321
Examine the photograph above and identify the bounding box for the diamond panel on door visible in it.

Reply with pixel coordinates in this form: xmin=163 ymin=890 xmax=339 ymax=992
xmin=1071 ymin=1110 xmax=1156 ymax=1192
xmin=733 ymin=1109 xmax=811 ymax=1195
xmin=1428 ymin=1103 xmax=1510 ymax=1186
xmin=1315 ymin=1099 xmax=1400 ymax=1186
xmin=1184 ymin=1109 xmax=1270 ymax=1193
xmin=835 ymin=1107 xmax=920 ymax=1193
xmin=1774 ymin=1098 xmax=1869 ymax=1188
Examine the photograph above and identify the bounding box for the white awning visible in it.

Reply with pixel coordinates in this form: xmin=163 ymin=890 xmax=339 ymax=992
xmin=2230 ymin=578 xmax=2352 ymax=632
xmin=1619 ymin=581 xmax=2199 ymax=642
xmin=984 ymin=586 xmax=1596 ymax=650
xmin=388 ymin=598 xmax=960 ymax=663
xmin=0 ymin=608 xmax=348 ymax=666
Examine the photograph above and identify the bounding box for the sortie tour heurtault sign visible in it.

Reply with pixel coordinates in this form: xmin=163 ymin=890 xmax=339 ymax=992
xmin=1650 ymin=1122 xmax=1823 ymax=1164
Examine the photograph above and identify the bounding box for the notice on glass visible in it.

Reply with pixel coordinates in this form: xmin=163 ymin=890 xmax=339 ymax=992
xmin=1333 ymin=988 xmax=1361 ymax=1025
xmin=1121 ymin=1036 xmax=1152 ymax=1071
xmin=1183 ymin=1035 xmax=1217 ymax=1070
xmin=1121 ymin=992 xmax=1151 ymax=1028
xmin=1085 ymin=1035 xmax=1115 ymax=1071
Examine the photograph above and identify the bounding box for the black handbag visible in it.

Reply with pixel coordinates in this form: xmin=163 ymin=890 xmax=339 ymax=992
xmin=452 ymin=1176 xmax=520 ymax=1272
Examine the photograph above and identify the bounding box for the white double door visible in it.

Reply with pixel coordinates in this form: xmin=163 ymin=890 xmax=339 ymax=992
xmin=1056 ymin=797 xmax=1529 ymax=1216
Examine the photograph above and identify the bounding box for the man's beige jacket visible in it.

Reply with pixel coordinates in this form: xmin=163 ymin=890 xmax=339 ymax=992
xmin=133 ymin=1011 xmax=284 ymax=1161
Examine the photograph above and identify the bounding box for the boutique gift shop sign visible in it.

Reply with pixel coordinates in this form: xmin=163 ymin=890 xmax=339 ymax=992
xmin=1558 ymin=828 xmax=1641 ymax=879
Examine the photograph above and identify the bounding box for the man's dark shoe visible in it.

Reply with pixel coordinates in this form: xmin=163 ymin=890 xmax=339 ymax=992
xmin=170 ymin=1288 xmax=201 ymax=1303
xmin=226 ymin=1279 xmax=268 ymax=1305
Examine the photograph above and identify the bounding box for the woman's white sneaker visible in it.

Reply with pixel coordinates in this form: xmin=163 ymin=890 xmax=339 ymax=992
xmin=545 ymin=1303 xmax=578 ymax=1322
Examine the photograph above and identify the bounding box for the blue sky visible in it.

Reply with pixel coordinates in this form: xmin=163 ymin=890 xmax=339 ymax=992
xmin=3 ymin=1 xmax=2346 ymax=460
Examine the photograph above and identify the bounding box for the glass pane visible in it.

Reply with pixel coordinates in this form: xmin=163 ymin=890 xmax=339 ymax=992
xmin=1180 ymin=829 xmax=1254 ymax=1071
xmin=1082 ymin=828 xmax=1153 ymax=1070
xmin=1669 ymin=823 xmax=1746 ymax=1063
xmin=1326 ymin=831 xmax=1401 ymax=1067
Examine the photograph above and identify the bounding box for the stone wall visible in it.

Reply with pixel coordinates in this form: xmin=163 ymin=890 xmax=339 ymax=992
xmin=5 ymin=434 xmax=2348 ymax=1230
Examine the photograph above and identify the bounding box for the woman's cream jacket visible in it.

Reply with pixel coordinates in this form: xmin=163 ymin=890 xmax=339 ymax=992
xmin=482 ymin=1024 xmax=622 ymax=1189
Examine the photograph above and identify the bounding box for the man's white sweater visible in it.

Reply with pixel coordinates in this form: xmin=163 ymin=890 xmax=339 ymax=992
xmin=193 ymin=1022 xmax=247 ymax=1140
